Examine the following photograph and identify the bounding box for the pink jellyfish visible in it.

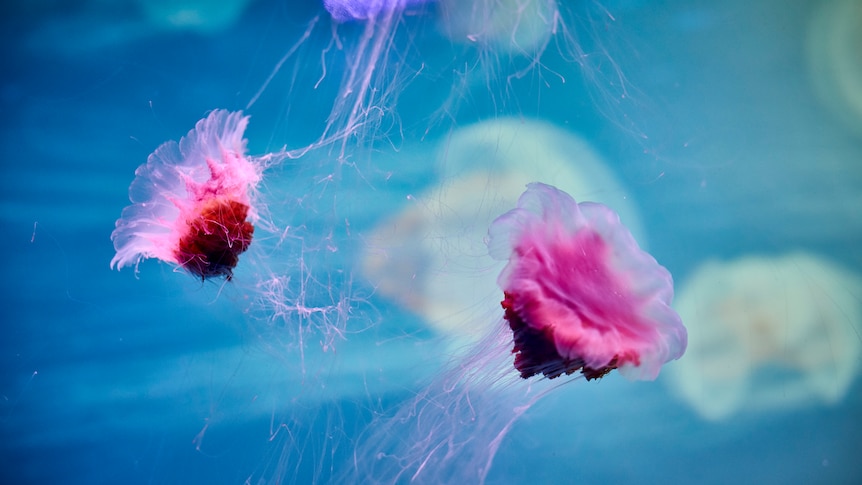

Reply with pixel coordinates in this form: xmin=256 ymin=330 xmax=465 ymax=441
xmin=343 ymin=183 xmax=687 ymax=483
xmin=110 ymin=110 xmax=263 ymax=280
xmin=488 ymin=182 xmax=687 ymax=381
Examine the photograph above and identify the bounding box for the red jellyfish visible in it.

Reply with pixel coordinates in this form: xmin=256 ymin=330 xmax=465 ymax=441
xmin=488 ymin=182 xmax=687 ymax=381
xmin=110 ymin=110 xmax=263 ymax=280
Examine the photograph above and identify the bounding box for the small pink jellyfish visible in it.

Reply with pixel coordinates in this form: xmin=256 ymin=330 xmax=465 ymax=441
xmin=488 ymin=182 xmax=687 ymax=381
xmin=110 ymin=110 xmax=263 ymax=280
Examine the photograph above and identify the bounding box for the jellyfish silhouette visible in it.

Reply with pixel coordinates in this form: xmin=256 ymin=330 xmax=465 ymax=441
xmin=110 ymin=110 xmax=263 ymax=280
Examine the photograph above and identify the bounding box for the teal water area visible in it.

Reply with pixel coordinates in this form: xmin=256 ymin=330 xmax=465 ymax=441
xmin=2 ymin=0 xmax=861 ymax=483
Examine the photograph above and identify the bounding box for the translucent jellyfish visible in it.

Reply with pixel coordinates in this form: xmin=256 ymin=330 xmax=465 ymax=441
xmin=807 ymin=0 xmax=862 ymax=138
xmin=489 ymin=183 xmax=686 ymax=380
xmin=362 ymin=118 xmax=643 ymax=343
xmin=110 ymin=110 xmax=264 ymax=280
xmin=665 ymin=252 xmax=862 ymax=421
xmin=437 ymin=0 xmax=557 ymax=55
xmin=346 ymin=183 xmax=685 ymax=482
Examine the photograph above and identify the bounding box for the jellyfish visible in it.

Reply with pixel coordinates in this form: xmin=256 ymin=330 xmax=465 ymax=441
xmin=437 ymin=0 xmax=558 ymax=56
xmin=110 ymin=110 xmax=264 ymax=280
xmin=344 ymin=182 xmax=685 ymax=483
xmin=489 ymin=182 xmax=686 ymax=380
xmin=665 ymin=252 xmax=862 ymax=421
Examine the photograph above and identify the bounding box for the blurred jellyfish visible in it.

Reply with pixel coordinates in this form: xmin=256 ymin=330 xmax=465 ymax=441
xmin=665 ymin=252 xmax=862 ymax=421
xmin=345 ymin=183 xmax=685 ymax=482
xmin=437 ymin=0 xmax=557 ymax=55
xmin=362 ymin=118 xmax=642 ymax=343
xmin=111 ymin=110 xmax=267 ymax=280
xmin=807 ymin=0 xmax=862 ymax=138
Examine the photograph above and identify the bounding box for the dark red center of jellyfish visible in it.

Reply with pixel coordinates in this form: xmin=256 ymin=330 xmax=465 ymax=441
xmin=175 ymin=198 xmax=254 ymax=281
xmin=502 ymin=291 xmax=618 ymax=381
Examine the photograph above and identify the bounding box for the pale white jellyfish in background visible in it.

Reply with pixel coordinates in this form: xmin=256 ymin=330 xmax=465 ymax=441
xmin=665 ymin=252 xmax=862 ymax=421
xmin=807 ymin=0 xmax=862 ymax=138
xmin=362 ymin=118 xmax=642 ymax=343
xmin=437 ymin=0 xmax=558 ymax=55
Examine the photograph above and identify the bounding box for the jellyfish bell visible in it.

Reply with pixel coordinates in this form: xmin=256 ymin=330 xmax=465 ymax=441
xmin=489 ymin=182 xmax=686 ymax=381
xmin=665 ymin=252 xmax=862 ymax=421
xmin=437 ymin=0 xmax=558 ymax=56
xmin=110 ymin=110 xmax=264 ymax=280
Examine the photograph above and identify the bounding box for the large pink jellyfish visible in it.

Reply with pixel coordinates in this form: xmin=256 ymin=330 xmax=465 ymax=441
xmin=489 ymin=182 xmax=687 ymax=381
xmin=346 ymin=183 xmax=686 ymax=483
xmin=110 ymin=110 xmax=263 ymax=280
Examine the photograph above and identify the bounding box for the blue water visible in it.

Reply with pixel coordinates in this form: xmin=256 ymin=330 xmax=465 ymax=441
xmin=2 ymin=0 xmax=861 ymax=484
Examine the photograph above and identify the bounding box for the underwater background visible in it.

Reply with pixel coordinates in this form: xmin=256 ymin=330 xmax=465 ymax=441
xmin=2 ymin=0 xmax=861 ymax=483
